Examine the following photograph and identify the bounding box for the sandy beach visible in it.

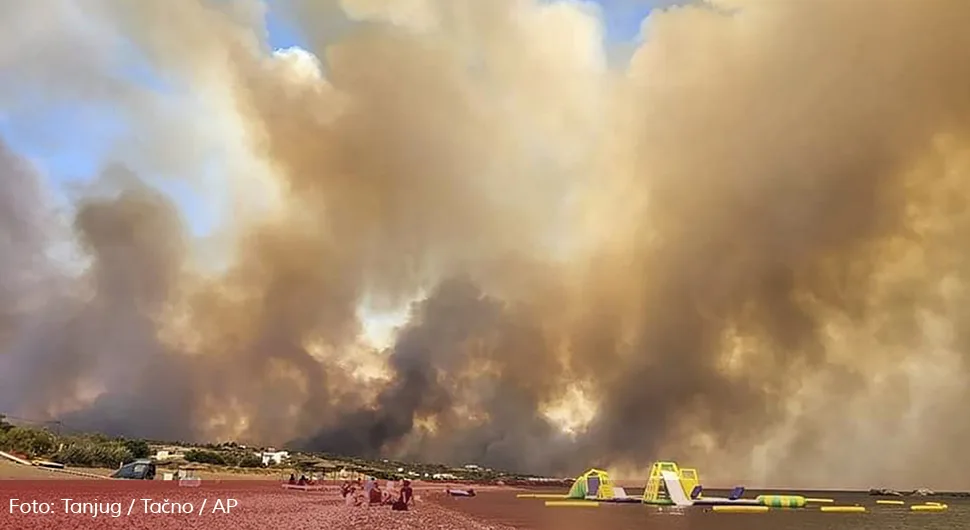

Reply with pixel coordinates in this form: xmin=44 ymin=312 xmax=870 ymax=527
xmin=0 ymin=461 xmax=517 ymax=529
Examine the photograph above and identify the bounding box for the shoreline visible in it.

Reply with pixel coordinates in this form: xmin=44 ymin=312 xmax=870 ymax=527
xmin=4 ymin=461 xmax=967 ymax=499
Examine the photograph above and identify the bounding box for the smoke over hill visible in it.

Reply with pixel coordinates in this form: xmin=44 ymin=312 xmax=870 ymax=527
xmin=3 ymin=0 xmax=970 ymax=489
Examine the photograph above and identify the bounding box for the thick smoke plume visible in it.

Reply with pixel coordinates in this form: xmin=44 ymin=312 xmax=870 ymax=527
xmin=3 ymin=0 xmax=970 ymax=489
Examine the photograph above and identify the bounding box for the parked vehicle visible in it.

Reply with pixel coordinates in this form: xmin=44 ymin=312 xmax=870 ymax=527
xmin=111 ymin=459 xmax=156 ymax=480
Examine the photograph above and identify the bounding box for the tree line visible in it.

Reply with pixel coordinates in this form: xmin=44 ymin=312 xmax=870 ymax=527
xmin=0 ymin=415 xmax=268 ymax=469
xmin=1 ymin=414 xmax=151 ymax=468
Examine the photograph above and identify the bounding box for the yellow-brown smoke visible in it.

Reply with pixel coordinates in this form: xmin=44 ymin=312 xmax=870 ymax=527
xmin=3 ymin=0 xmax=970 ymax=489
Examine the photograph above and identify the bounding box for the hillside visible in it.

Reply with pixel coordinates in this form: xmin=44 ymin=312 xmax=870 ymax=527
xmin=0 ymin=415 xmax=569 ymax=485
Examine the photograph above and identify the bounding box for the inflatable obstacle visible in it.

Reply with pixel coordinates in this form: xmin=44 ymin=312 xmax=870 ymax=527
xmin=529 ymin=459 xmax=955 ymax=515
xmin=821 ymin=506 xmax=866 ymax=513
xmin=757 ymin=495 xmax=806 ymax=508
xmin=642 ymin=462 xmax=757 ymax=506
xmin=911 ymin=503 xmax=947 ymax=512
xmin=660 ymin=471 xmax=694 ymax=506
xmin=567 ymin=469 xmax=615 ymax=500
xmin=643 ymin=462 xmax=693 ymax=506
xmin=712 ymin=505 xmax=769 ymax=513
xmin=516 ymin=493 xmax=567 ymax=499
xmin=546 ymin=500 xmax=599 ymax=508
xmin=565 ymin=469 xmax=640 ymax=503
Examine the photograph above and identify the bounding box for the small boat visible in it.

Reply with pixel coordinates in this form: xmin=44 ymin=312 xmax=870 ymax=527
xmin=446 ymin=488 xmax=476 ymax=497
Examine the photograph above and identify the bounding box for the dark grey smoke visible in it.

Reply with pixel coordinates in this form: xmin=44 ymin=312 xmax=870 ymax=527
xmin=299 ymin=277 xmax=573 ymax=473
xmin=4 ymin=0 xmax=970 ymax=490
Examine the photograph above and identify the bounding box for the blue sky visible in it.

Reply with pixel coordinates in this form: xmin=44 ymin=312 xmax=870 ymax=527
xmin=1 ymin=0 xmax=676 ymax=237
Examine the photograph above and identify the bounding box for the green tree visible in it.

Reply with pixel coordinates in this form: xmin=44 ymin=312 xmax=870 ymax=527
xmin=184 ymin=449 xmax=227 ymax=466
xmin=52 ymin=438 xmax=134 ymax=468
xmin=233 ymin=452 xmax=263 ymax=468
xmin=122 ymin=438 xmax=151 ymax=459
xmin=0 ymin=427 xmax=57 ymax=458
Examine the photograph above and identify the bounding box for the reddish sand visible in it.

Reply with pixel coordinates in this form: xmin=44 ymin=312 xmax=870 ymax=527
xmin=0 ymin=460 xmax=112 ymax=480
xmin=0 ymin=479 xmax=517 ymax=530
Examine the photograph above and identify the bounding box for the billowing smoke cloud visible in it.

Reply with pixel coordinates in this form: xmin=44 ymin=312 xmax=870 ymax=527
xmin=3 ymin=0 xmax=970 ymax=489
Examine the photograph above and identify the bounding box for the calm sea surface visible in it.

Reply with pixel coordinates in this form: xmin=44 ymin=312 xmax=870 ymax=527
xmin=444 ymin=489 xmax=969 ymax=530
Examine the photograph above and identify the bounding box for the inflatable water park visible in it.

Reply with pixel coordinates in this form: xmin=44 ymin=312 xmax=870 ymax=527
xmin=518 ymin=461 xmax=949 ymax=514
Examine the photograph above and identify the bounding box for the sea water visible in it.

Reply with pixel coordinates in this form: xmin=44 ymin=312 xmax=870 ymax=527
xmin=449 ymin=490 xmax=969 ymax=530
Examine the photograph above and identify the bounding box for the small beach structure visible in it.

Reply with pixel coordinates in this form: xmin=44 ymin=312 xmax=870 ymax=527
xmin=177 ymin=465 xmax=203 ymax=487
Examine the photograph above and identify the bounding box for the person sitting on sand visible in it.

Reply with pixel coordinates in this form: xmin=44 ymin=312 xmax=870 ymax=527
xmin=369 ymin=484 xmax=383 ymax=505
xmin=342 ymin=481 xmax=367 ymax=507
xmin=391 ymin=480 xmax=414 ymax=511
xmin=288 ymin=473 xmax=296 ymax=485
xmin=402 ymin=480 xmax=413 ymax=503
xmin=298 ymin=475 xmax=307 ymax=486
xmin=345 ymin=487 xmax=363 ymax=507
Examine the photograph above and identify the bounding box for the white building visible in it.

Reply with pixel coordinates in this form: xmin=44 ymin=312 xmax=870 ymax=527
xmin=257 ymin=450 xmax=290 ymax=466
xmin=154 ymin=449 xmax=185 ymax=461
